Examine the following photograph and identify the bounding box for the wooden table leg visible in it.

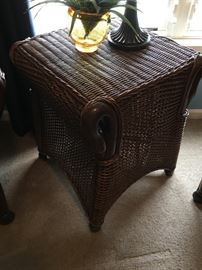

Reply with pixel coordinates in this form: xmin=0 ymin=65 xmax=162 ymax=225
xmin=193 ymin=180 xmax=202 ymax=203
xmin=0 ymin=184 xmax=15 ymax=224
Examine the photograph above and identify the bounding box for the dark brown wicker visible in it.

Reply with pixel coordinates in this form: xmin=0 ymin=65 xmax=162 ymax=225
xmin=0 ymin=70 xmax=5 ymax=118
xmin=193 ymin=180 xmax=202 ymax=203
xmin=10 ymin=24 xmax=202 ymax=231
xmin=0 ymin=71 xmax=15 ymax=225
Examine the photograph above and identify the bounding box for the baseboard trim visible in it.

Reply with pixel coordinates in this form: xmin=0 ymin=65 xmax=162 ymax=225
xmin=189 ymin=109 xmax=202 ymax=119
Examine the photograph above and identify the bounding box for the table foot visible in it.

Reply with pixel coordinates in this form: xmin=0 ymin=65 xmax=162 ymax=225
xmin=0 ymin=184 xmax=15 ymax=225
xmin=38 ymin=152 xmax=48 ymax=160
xmin=164 ymin=168 xmax=175 ymax=177
xmin=0 ymin=210 xmax=15 ymax=225
xmin=193 ymin=180 xmax=202 ymax=203
xmin=89 ymin=223 xmax=101 ymax=232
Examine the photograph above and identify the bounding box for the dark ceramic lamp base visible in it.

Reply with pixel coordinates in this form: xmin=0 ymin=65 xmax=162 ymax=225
xmin=108 ymin=0 xmax=150 ymax=51
xmin=108 ymin=27 xmax=150 ymax=50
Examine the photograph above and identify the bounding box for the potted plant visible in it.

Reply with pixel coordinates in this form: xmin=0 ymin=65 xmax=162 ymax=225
xmin=29 ymin=0 xmax=137 ymax=53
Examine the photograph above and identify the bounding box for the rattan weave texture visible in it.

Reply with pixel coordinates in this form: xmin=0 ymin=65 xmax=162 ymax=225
xmin=10 ymin=25 xmax=202 ymax=230
xmin=11 ymin=28 xmax=199 ymax=113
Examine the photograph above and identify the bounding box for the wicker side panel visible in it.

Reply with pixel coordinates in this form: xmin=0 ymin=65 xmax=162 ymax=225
xmin=40 ymin=100 xmax=97 ymax=218
xmin=118 ymin=64 xmax=190 ymax=169
xmin=91 ymin=66 xmax=189 ymax=225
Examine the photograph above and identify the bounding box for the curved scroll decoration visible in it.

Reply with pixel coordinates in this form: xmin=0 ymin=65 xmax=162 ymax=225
xmin=81 ymin=100 xmax=121 ymax=161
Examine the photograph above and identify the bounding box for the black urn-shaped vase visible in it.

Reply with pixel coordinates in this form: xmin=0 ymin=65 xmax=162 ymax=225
xmin=108 ymin=0 xmax=150 ymax=50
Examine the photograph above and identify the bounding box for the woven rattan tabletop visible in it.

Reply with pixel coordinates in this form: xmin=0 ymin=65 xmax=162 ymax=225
xmin=11 ymin=24 xmax=199 ymax=113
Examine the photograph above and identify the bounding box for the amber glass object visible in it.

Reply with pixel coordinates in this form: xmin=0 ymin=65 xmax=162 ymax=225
xmin=67 ymin=8 xmax=110 ymax=53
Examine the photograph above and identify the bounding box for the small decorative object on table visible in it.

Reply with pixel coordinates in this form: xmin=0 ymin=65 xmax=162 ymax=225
xmin=29 ymin=0 xmax=138 ymax=53
xmin=67 ymin=7 xmax=110 ymax=53
xmin=108 ymin=0 xmax=150 ymax=50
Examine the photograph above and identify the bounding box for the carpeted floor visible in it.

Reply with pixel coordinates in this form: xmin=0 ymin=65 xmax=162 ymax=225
xmin=0 ymin=115 xmax=202 ymax=270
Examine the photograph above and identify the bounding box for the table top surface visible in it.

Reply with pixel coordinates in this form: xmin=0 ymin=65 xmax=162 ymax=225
xmin=11 ymin=25 xmax=199 ymax=107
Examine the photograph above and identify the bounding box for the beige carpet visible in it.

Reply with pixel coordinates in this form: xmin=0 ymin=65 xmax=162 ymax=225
xmin=0 ymin=115 xmax=202 ymax=270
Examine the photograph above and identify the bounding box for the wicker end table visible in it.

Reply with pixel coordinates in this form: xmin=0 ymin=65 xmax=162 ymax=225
xmin=10 ymin=27 xmax=202 ymax=231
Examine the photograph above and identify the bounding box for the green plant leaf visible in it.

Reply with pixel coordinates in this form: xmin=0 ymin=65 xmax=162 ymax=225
xmin=90 ymin=0 xmax=100 ymax=13
xmin=28 ymin=0 xmax=142 ymax=30
xmin=69 ymin=9 xmax=79 ymax=36
xmin=110 ymin=9 xmax=138 ymax=35
xmin=33 ymin=4 xmax=47 ymax=18
xmin=81 ymin=15 xmax=101 ymax=37
xmin=28 ymin=0 xmax=67 ymax=11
